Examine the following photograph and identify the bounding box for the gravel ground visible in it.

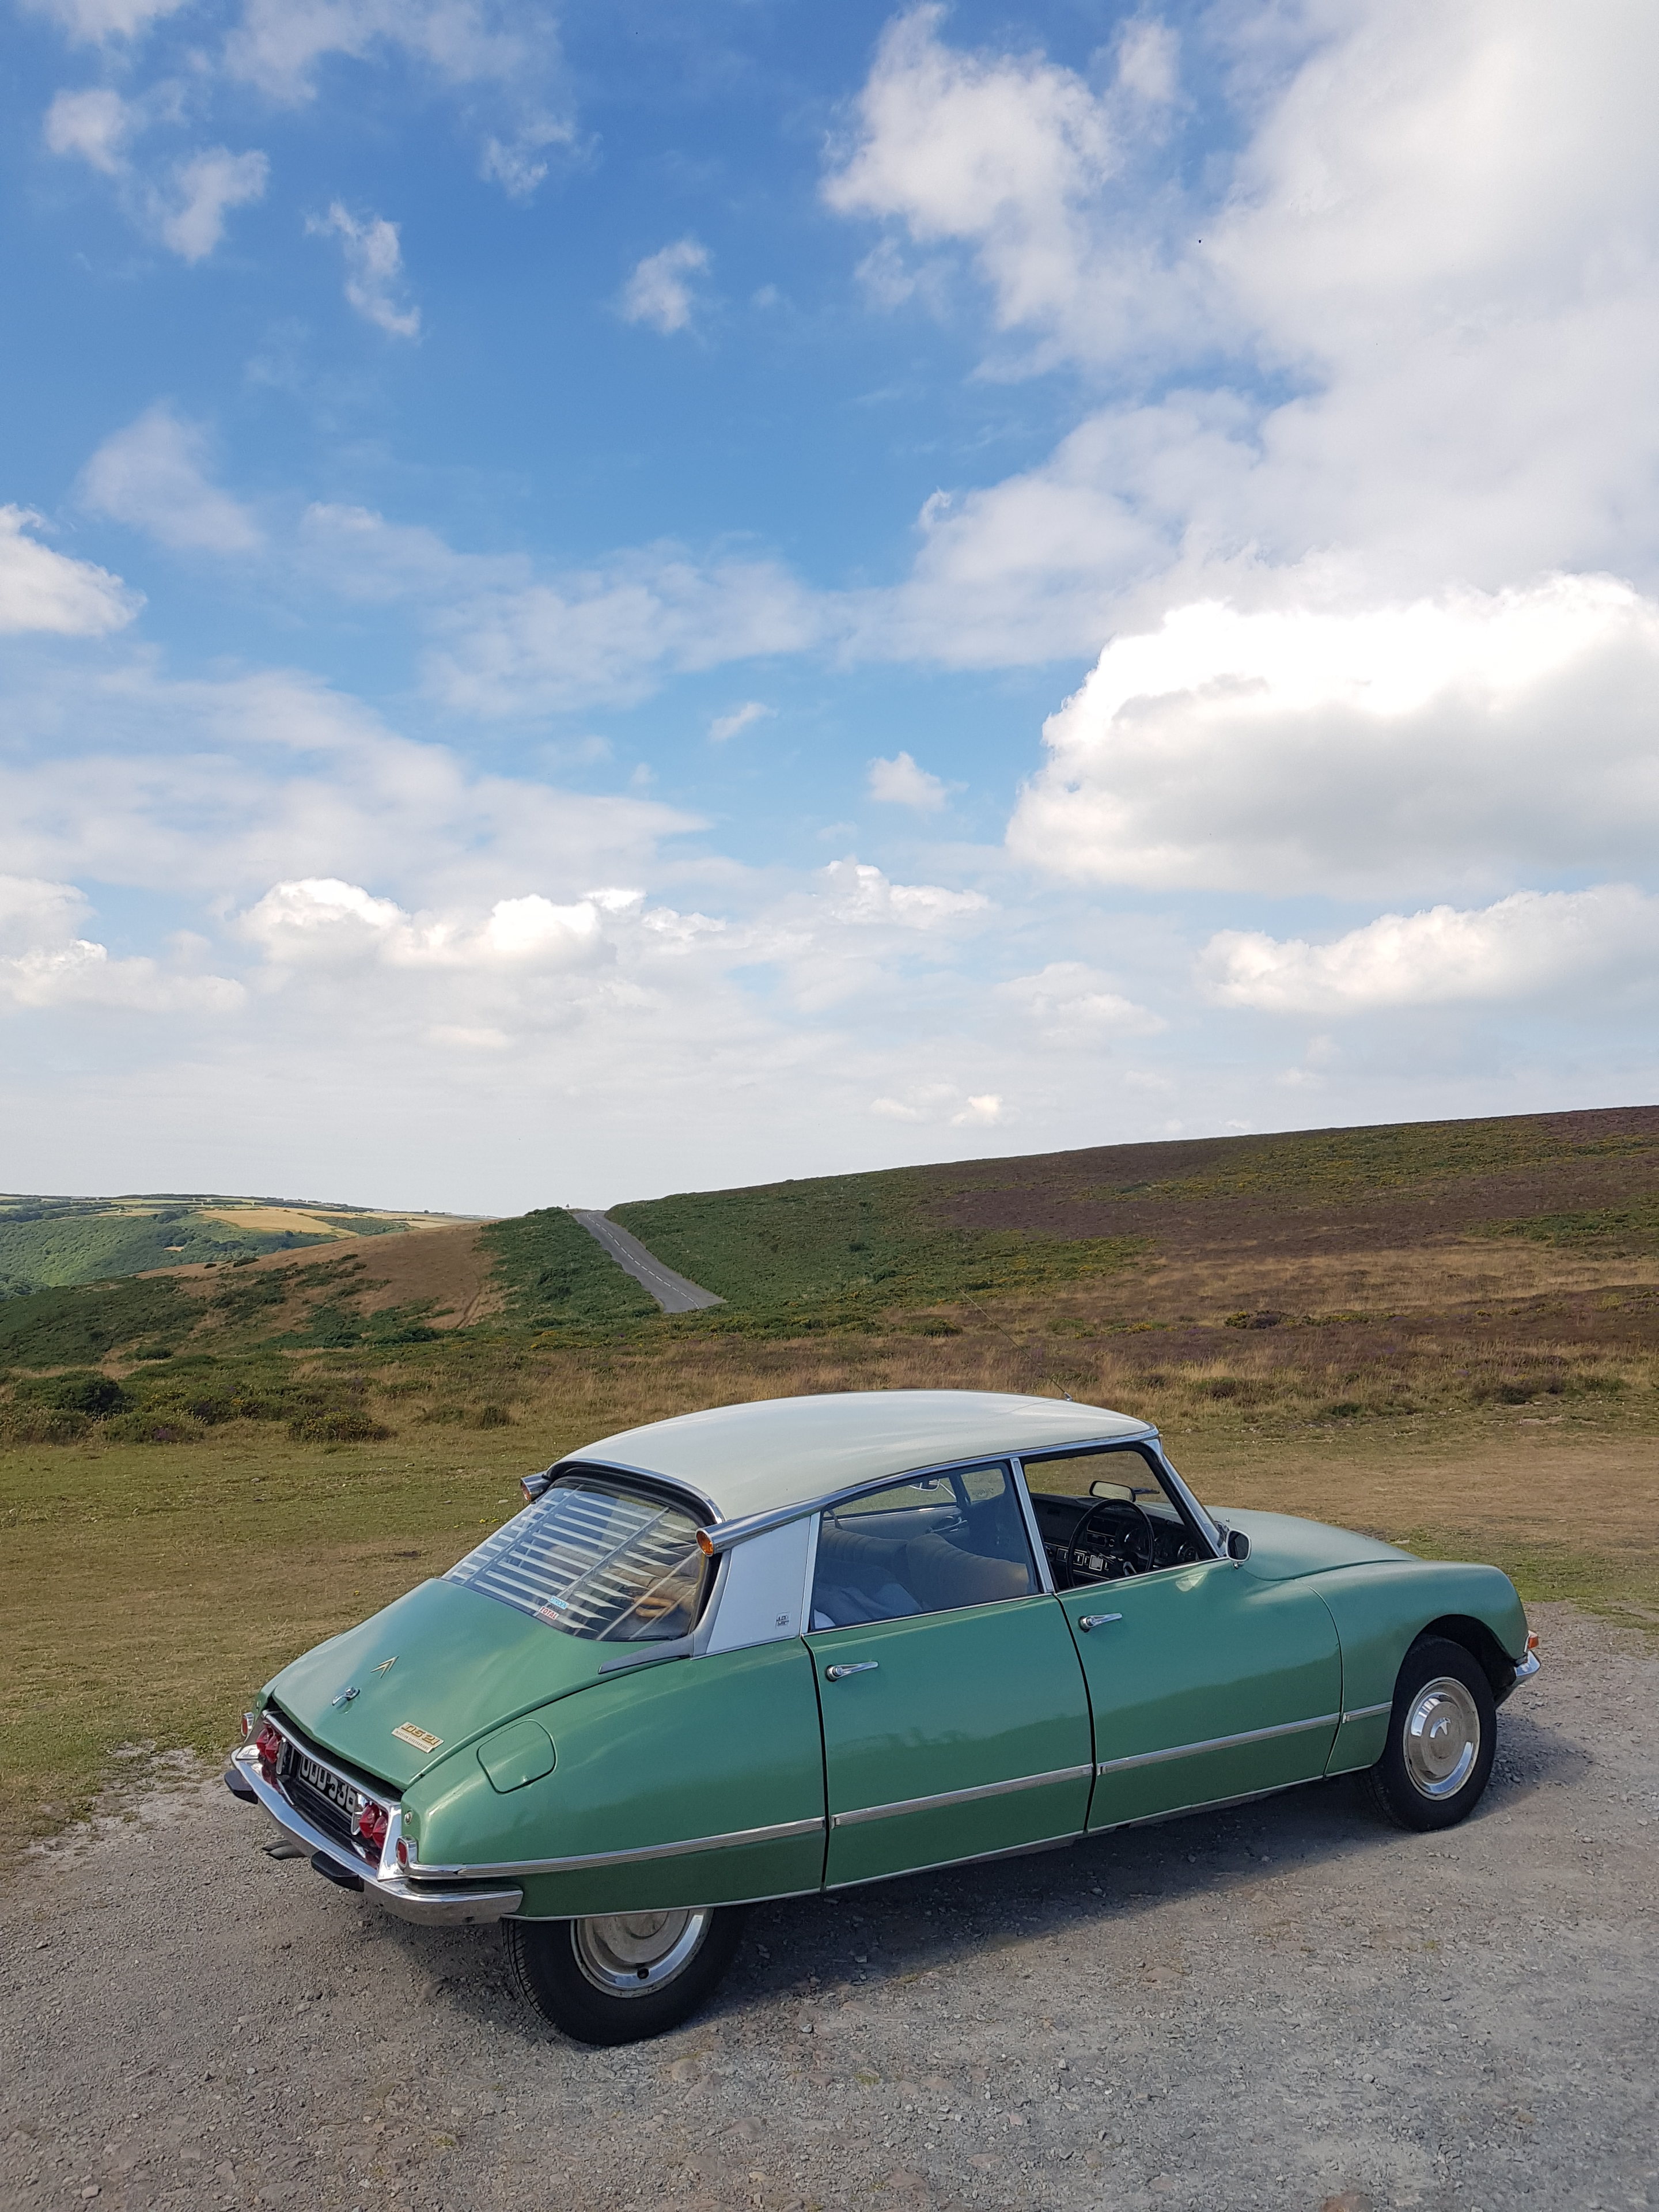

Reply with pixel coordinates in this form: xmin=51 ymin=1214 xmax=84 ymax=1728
xmin=2 ymin=1602 xmax=1656 ymax=2212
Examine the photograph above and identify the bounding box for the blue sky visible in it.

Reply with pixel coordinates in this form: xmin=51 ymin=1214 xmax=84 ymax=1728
xmin=2 ymin=0 xmax=1657 ymax=1210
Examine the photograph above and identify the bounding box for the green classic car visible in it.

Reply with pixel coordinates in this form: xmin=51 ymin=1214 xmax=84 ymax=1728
xmin=230 ymin=1389 xmax=1539 ymax=2043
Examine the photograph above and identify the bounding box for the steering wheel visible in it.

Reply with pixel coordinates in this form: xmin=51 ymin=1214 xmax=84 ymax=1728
xmin=1069 ymin=1498 xmax=1157 ymax=1582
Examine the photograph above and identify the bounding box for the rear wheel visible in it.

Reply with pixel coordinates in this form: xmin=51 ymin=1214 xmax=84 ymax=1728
xmin=506 ymin=1906 xmax=745 ymax=2045
xmin=1364 ymin=1636 xmax=1496 ymax=1832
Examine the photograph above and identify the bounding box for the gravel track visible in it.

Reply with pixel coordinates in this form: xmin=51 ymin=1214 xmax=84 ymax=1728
xmin=2 ymin=1603 xmax=1655 ymax=2212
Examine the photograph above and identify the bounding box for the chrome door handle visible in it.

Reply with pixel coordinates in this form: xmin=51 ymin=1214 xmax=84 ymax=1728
xmin=825 ymin=1661 xmax=880 ymax=1681
xmin=1078 ymin=1613 xmax=1123 ymax=1632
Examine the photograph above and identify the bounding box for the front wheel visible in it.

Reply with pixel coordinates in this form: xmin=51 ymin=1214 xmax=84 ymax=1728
xmin=506 ymin=1906 xmax=746 ymax=2045
xmin=1364 ymin=1636 xmax=1497 ymax=1832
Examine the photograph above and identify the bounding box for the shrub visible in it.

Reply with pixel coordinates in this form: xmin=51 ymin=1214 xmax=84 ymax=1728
xmin=472 ymin=1402 xmax=513 ymax=1428
xmin=286 ymin=1408 xmax=395 ymax=1444
xmin=12 ymin=1372 xmax=131 ymax=1417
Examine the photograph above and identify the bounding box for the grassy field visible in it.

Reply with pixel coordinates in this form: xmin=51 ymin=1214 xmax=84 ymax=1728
xmin=3 ymin=1104 xmax=1658 ymax=1853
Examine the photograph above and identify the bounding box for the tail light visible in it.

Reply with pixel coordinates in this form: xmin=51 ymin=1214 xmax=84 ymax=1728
xmin=353 ymin=1798 xmax=391 ymax=1854
xmin=253 ymin=1718 xmax=284 ymax=1776
xmin=1526 ymin=1631 xmax=1540 ymax=1653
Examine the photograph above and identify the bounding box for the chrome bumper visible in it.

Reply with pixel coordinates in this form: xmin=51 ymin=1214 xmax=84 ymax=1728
xmin=1511 ymin=1649 xmax=1541 ymax=1688
xmin=229 ymin=1744 xmax=522 ymax=1926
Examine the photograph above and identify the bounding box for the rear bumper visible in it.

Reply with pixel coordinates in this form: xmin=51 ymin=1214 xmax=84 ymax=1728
xmin=1495 ymin=1646 xmax=1541 ymax=1707
xmin=229 ymin=1744 xmax=522 ymax=1926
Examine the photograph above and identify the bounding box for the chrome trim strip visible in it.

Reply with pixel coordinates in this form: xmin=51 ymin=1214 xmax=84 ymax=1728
xmin=230 ymin=1746 xmax=522 ymax=1925
xmin=1009 ymin=1458 xmax=1057 ymax=1597
xmin=696 ymin=1431 xmax=1159 ymax=1554
xmin=1096 ymin=1711 xmax=1340 ymax=1775
xmin=418 ymin=1813 xmax=827 ymax=1880
xmin=1339 ymin=1700 xmax=1392 ymax=1724
xmin=830 ymin=1763 xmax=1094 ymax=1828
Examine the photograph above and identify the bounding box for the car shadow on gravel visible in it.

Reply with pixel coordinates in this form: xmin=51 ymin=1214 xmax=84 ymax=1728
xmin=344 ymin=1697 xmax=1588 ymax=2051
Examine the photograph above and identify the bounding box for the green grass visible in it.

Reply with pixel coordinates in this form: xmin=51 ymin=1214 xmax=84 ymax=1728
xmin=1488 ymin=1200 xmax=1659 ymax=1252
xmin=0 ymin=1200 xmax=332 ymax=1293
xmin=613 ymin=1172 xmax=1144 ymax=1330
xmin=480 ymin=1207 xmax=662 ymax=1331
xmin=0 ymin=1274 xmax=196 ymax=1368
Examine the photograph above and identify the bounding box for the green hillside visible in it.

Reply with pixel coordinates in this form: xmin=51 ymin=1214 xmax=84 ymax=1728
xmin=0 ymin=1193 xmax=465 ymax=1298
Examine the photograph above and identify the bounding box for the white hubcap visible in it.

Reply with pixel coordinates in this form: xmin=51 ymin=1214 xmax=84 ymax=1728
xmin=572 ymin=1910 xmax=710 ymax=1997
xmin=1403 ymin=1676 xmax=1480 ymax=1799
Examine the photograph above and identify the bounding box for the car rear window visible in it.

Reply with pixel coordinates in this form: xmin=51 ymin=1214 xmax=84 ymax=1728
xmin=446 ymin=1476 xmax=707 ymax=1642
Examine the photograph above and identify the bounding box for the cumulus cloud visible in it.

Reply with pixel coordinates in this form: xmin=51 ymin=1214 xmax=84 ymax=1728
xmin=870 ymin=1085 xmax=1005 ymax=1126
xmin=619 ymin=240 xmax=710 ymax=335
xmin=1201 ymin=887 xmax=1659 ymax=1014
xmin=819 ymin=859 xmax=988 ymax=930
xmin=429 ymin=549 xmax=826 ymax=715
xmin=0 ymin=873 xmax=241 ymax=1014
xmin=156 ymin=146 xmax=267 ymax=261
xmin=867 ymin=751 xmax=950 ymax=810
xmin=709 ymin=700 xmax=771 ymax=744
xmin=824 ymin=6 xmax=1125 ymax=352
xmin=830 ymin=1 xmax=1659 ymax=676
xmin=0 ymin=506 xmax=140 ymax=635
xmin=240 ymin=877 xmax=608 ymax=972
xmin=997 ymin=961 xmax=1166 ymax=1039
xmin=43 ymin=86 xmax=134 ymax=171
xmin=1007 ymin=576 xmax=1659 ymax=896
xmin=79 ymin=406 xmax=263 ymax=552
xmin=308 ymin=203 xmax=421 ymax=337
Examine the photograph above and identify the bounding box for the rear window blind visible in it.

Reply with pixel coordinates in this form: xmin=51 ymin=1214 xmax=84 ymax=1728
xmin=446 ymin=1478 xmax=706 ymax=1642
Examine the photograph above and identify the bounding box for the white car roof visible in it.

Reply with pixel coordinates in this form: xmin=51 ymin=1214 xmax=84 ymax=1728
xmin=570 ymin=1389 xmax=1154 ymax=1525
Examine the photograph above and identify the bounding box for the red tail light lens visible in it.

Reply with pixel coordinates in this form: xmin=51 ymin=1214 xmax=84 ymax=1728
xmin=253 ymin=1719 xmax=284 ymax=1775
xmin=354 ymin=1800 xmax=390 ymax=1854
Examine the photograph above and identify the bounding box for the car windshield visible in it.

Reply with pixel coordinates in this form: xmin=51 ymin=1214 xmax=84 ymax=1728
xmin=445 ymin=1476 xmax=707 ymax=1642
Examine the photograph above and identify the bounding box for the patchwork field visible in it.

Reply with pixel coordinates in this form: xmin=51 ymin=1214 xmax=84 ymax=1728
xmin=3 ymin=1104 xmax=1657 ymax=1852
xmin=0 ymin=1190 xmax=474 ymax=1300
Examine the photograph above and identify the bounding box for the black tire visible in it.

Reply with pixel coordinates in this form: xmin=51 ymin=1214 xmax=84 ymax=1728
xmin=1363 ymin=1635 xmax=1497 ymax=1832
xmin=506 ymin=1906 xmax=747 ymax=2046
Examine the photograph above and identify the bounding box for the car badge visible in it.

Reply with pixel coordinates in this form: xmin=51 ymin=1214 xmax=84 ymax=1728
xmin=331 ymin=1685 xmax=360 ymax=1707
xmin=392 ymin=1722 xmax=442 ymax=1753
xmin=373 ymin=1656 xmax=397 ymax=1674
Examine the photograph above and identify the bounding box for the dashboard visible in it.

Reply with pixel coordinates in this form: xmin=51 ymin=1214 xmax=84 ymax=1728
xmin=1028 ymin=1488 xmax=1210 ymax=1586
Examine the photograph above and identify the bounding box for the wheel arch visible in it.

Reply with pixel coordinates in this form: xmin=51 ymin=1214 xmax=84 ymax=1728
xmin=1410 ymin=1613 xmax=1517 ymax=1702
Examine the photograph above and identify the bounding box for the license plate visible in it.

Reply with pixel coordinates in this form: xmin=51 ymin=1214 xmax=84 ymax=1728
xmin=296 ymin=1752 xmax=357 ymax=1813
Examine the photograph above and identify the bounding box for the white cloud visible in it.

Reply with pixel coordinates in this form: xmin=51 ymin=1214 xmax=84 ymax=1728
xmin=156 ymin=146 xmax=267 ymax=262
xmin=239 ymin=877 xmax=606 ymax=971
xmin=824 ymin=6 xmax=1122 ymax=348
xmin=1008 ymin=576 xmax=1659 ymax=895
xmin=1201 ymin=887 xmax=1659 ymax=1014
xmin=0 ymin=506 xmax=140 ymax=635
xmin=870 ymin=1084 xmax=1005 ymax=1127
xmin=819 ymin=859 xmax=988 ymax=930
xmin=43 ymin=85 xmax=134 ymax=171
xmin=22 ymin=0 xmax=187 ymax=40
xmin=429 ymin=550 xmax=825 ymax=715
xmin=709 ymin=700 xmax=771 ymax=744
xmin=619 ymin=240 xmax=710 ymax=335
xmin=1115 ymin=20 xmax=1177 ymax=107
xmin=997 ymin=961 xmax=1166 ymax=1039
xmin=867 ymin=750 xmax=949 ymax=810
xmin=308 ymin=203 xmax=421 ymax=338
xmin=827 ymin=1 xmax=1659 ymax=684
xmin=0 ymin=873 xmax=241 ymax=1014
xmin=79 ymin=406 xmax=263 ymax=552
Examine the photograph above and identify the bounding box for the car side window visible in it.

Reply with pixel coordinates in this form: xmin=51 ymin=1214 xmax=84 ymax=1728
xmin=809 ymin=1463 xmax=1038 ymax=1630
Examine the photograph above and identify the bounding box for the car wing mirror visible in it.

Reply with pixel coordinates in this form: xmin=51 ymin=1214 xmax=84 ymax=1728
xmin=1226 ymin=1527 xmax=1251 ymax=1561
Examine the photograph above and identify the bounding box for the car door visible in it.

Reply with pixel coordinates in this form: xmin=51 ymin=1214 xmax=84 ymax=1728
xmin=1024 ymin=1446 xmax=1342 ymax=1830
xmin=809 ymin=1461 xmax=1093 ymax=1889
